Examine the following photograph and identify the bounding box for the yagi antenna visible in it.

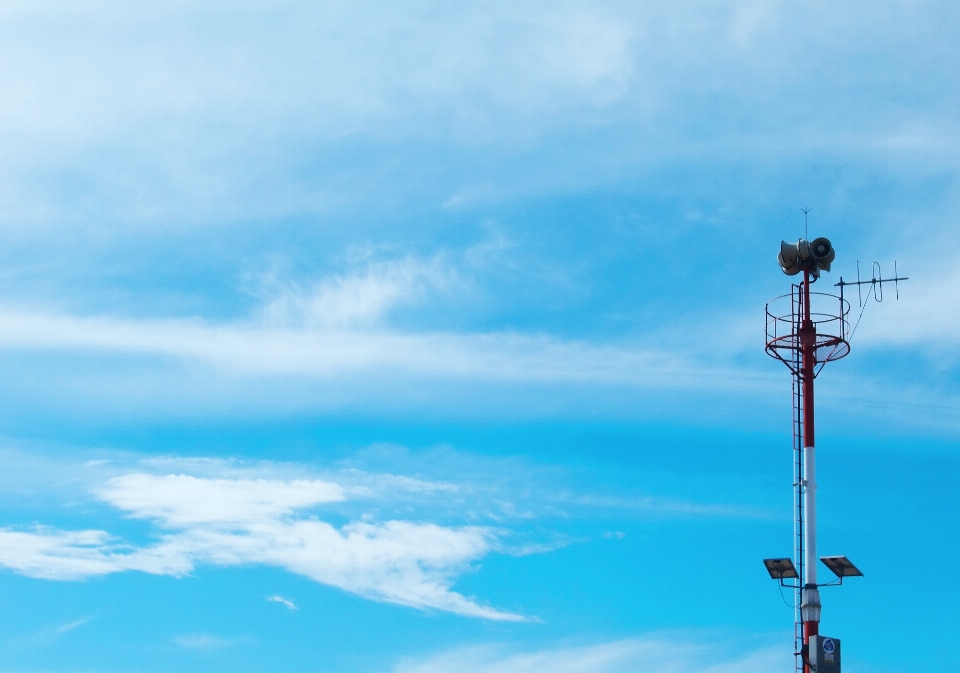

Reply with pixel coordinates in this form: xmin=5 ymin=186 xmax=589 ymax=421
xmin=835 ymin=261 xmax=908 ymax=306
xmin=835 ymin=261 xmax=909 ymax=342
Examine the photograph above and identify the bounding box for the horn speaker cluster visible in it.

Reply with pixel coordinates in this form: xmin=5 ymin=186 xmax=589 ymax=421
xmin=778 ymin=237 xmax=835 ymax=276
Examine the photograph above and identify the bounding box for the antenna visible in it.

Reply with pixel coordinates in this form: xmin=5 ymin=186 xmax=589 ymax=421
xmin=836 ymin=262 xmax=908 ymax=307
xmin=801 ymin=207 xmax=811 ymax=240
xmin=835 ymin=261 xmax=909 ymax=342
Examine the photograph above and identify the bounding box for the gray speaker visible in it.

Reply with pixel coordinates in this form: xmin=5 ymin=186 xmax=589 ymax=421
xmin=810 ymin=237 xmax=836 ymax=272
xmin=778 ymin=240 xmax=803 ymax=275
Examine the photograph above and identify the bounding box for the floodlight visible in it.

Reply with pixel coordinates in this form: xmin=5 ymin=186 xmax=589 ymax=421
xmin=820 ymin=556 xmax=863 ymax=579
xmin=763 ymin=557 xmax=799 ymax=580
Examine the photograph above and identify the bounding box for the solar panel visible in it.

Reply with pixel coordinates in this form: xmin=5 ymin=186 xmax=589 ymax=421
xmin=763 ymin=557 xmax=799 ymax=579
xmin=820 ymin=556 xmax=863 ymax=578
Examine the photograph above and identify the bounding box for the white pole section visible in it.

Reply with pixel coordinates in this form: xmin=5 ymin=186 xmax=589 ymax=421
xmin=803 ymin=444 xmax=817 ymax=587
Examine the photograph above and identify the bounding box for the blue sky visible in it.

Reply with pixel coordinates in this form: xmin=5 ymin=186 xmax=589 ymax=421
xmin=0 ymin=1 xmax=958 ymax=671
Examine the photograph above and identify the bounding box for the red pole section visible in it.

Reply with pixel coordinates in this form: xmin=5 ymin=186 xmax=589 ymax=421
xmin=799 ymin=271 xmax=821 ymax=672
xmin=802 ymin=274 xmax=815 ymax=457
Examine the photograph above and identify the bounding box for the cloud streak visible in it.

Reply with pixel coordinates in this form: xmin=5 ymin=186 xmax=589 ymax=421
xmin=256 ymin=256 xmax=459 ymax=329
xmin=0 ymin=448 xmax=765 ymax=622
xmin=0 ymin=306 xmax=769 ymax=390
xmin=393 ymin=634 xmax=791 ymax=673
xmin=266 ymin=595 xmax=298 ymax=610
xmin=97 ymin=474 xmax=345 ymax=526
xmin=174 ymin=633 xmax=245 ymax=650
xmin=0 ymin=472 xmax=521 ymax=621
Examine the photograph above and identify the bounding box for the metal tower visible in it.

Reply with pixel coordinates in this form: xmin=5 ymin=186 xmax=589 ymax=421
xmin=763 ymin=234 xmax=908 ymax=672
xmin=763 ymin=237 xmax=859 ymax=673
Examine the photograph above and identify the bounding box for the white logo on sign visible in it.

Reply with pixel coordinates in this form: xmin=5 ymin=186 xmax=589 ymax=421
xmin=823 ymin=638 xmax=835 ymax=654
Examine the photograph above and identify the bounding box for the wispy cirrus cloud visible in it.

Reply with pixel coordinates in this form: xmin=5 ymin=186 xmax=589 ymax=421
xmin=54 ymin=617 xmax=93 ymax=635
xmin=0 ymin=472 xmax=518 ymax=621
xmin=0 ymin=305 xmax=737 ymax=387
xmin=0 ymin=1 xmax=642 ymax=231
xmin=0 ymin=237 xmax=781 ymax=425
xmin=0 ymin=445 xmax=766 ymax=622
xmin=2 ymin=615 xmax=96 ymax=652
xmin=392 ymin=633 xmax=791 ymax=673
xmin=97 ymin=474 xmax=345 ymax=526
xmin=256 ymin=256 xmax=460 ymax=329
xmin=174 ymin=633 xmax=248 ymax=650
xmin=266 ymin=595 xmax=298 ymax=611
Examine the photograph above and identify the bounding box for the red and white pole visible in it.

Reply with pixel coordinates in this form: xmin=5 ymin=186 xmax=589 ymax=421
xmin=799 ymin=269 xmax=821 ymax=672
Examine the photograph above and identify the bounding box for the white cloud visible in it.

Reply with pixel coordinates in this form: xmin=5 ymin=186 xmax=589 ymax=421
xmin=256 ymin=257 xmax=457 ymax=329
xmin=1 ymin=0 xmax=949 ymax=232
xmin=0 ymin=1 xmax=646 ymax=229
xmin=0 ymin=2 xmax=638 ymax=140
xmin=174 ymin=633 xmax=244 ymax=650
xmin=0 ymin=443 xmax=786 ymax=622
xmin=573 ymin=493 xmax=769 ymax=519
xmin=266 ymin=595 xmax=298 ymax=610
xmin=0 ymin=447 xmax=763 ymax=622
xmin=55 ymin=617 xmax=93 ymax=635
xmin=0 ymin=1 xmax=949 ymax=432
xmin=0 ymin=232 xmax=781 ymax=423
xmin=6 ymin=614 xmax=96 ymax=649
xmin=0 ymin=473 xmax=522 ymax=621
xmin=97 ymin=473 xmax=345 ymax=526
xmin=849 ymin=266 xmax=960 ymax=350
xmin=0 ymin=528 xmax=138 ymax=580
xmin=0 ymin=305 xmax=766 ymax=390
xmin=393 ymin=635 xmax=792 ymax=673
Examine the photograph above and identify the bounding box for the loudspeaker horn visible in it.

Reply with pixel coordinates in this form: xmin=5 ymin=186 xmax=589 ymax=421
xmin=809 ymin=237 xmax=835 ymax=272
xmin=778 ymin=240 xmax=803 ymax=275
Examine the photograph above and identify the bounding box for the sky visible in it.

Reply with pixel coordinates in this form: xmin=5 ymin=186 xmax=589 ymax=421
xmin=0 ymin=1 xmax=958 ymax=671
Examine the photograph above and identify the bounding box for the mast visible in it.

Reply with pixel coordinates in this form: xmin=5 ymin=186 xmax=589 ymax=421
xmin=799 ymin=269 xmax=820 ymax=671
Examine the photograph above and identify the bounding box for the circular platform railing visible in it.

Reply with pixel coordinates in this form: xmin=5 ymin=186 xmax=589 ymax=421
xmin=765 ymin=289 xmax=851 ymax=375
